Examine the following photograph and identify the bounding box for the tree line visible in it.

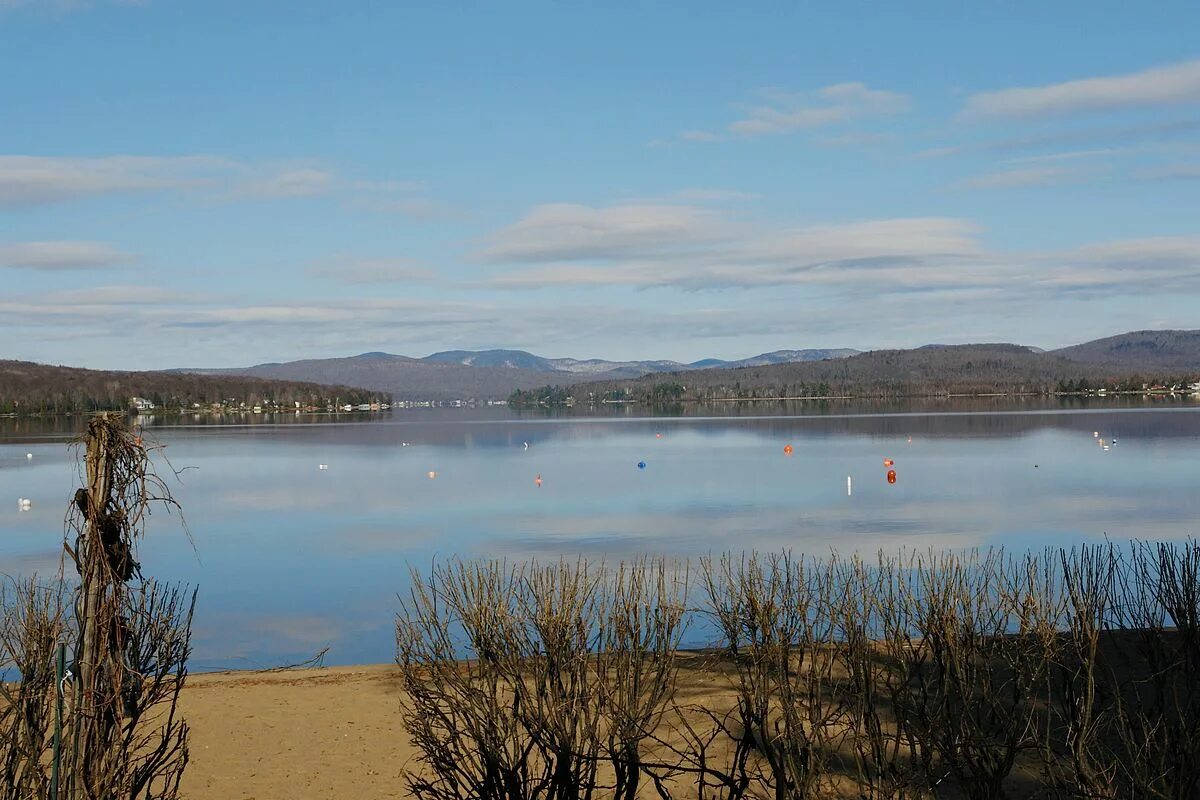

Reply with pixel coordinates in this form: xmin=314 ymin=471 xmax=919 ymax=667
xmin=514 ymin=345 xmax=1199 ymax=406
xmin=0 ymin=360 xmax=387 ymax=415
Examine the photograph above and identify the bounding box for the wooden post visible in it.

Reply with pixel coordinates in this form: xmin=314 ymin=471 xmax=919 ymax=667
xmin=70 ymin=414 xmax=116 ymax=800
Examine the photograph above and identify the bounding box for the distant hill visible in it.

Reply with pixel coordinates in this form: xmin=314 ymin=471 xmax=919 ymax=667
xmin=188 ymin=352 xmax=601 ymax=401
xmin=421 ymin=347 xmax=861 ymax=377
xmin=424 ymin=349 xmax=560 ymax=371
xmin=183 ymin=347 xmax=863 ymax=400
xmin=1052 ymin=330 xmax=1200 ymax=371
xmin=536 ymin=338 xmax=1200 ymax=404
xmin=0 ymin=360 xmax=384 ymax=414
xmin=570 ymin=344 xmax=1094 ymax=401
xmin=170 ymin=331 xmax=1200 ymax=404
xmin=720 ymin=348 xmax=862 ymax=368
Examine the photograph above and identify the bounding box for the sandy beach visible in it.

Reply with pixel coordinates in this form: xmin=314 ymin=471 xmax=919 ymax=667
xmin=180 ymin=665 xmax=415 ymax=800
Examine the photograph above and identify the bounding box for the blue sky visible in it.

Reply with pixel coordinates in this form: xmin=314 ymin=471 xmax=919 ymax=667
xmin=1 ymin=1 xmax=1198 ymax=369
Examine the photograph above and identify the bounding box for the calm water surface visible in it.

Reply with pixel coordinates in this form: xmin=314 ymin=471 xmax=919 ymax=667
xmin=2 ymin=403 xmax=1199 ymax=669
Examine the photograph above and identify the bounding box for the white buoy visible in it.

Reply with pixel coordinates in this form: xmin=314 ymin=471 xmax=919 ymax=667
xmin=524 ymin=442 xmax=529 ymax=451
xmin=18 ymin=498 xmax=32 ymax=511
xmin=26 ymin=453 xmax=32 ymax=460
xmin=318 ymin=464 xmax=329 ymax=470
xmin=847 ymin=476 xmax=853 ymax=496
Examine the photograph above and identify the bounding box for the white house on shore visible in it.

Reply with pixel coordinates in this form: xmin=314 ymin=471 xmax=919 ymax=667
xmin=131 ymin=397 xmax=155 ymax=411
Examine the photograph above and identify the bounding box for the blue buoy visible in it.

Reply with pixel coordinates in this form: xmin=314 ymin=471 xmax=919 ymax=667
xmin=637 ymin=461 xmax=646 ymax=470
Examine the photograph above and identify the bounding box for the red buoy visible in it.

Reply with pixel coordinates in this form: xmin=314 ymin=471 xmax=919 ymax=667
xmin=887 ymin=470 xmax=897 ymax=484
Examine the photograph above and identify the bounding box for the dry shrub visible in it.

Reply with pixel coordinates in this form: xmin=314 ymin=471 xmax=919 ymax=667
xmin=397 ymin=558 xmax=687 ymax=800
xmin=0 ymin=578 xmax=68 ymax=800
xmin=0 ymin=413 xmax=195 ymax=800
xmin=396 ymin=544 xmax=1200 ymax=799
xmin=674 ymin=552 xmax=845 ymax=800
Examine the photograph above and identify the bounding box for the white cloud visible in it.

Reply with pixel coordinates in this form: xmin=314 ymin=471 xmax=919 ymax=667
xmin=0 ymin=155 xmax=232 ymax=207
xmin=0 ymin=240 xmax=131 ymax=270
xmin=0 ymin=154 xmax=429 ymax=211
xmin=963 ymin=58 xmax=1200 ymax=120
xmin=481 ymin=202 xmax=736 ymax=263
xmin=479 ymin=201 xmax=1200 ymax=303
xmin=482 ymin=203 xmax=982 ymax=290
xmin=729 ymin=82 xmax=910 ymax=136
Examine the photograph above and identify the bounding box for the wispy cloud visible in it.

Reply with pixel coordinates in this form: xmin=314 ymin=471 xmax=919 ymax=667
xmin=962 ymin=58 xmax=1200 ymax=120
xmin=961 ymin=165 xmax=1104 ymax=189
xmin=0 ymin=155 xmax=232 ymax=207
xmin=0 ymin=154 xmax=431 ymax=213
xmin=1001 ymin=148 xmax=1119 ymax=165
xmin=234 ymin=167 xmax=336 ymax=199
xmin=919 ymin=118 xmax=1200 ymax=159
xmin=729 ymin=82 xmax=911 ymax=136
xmin=481 ymin=202 xmax=736 ymax=263
xmin=478 ymin=201 xmax=1200 ymax=304
xmin=482 ymin=203 xmax=981 ymax=290
xmin=0 ymin=240 xmax=132 ymax=270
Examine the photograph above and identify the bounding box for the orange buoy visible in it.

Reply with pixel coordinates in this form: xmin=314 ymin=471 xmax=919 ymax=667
xmin=883 ymin=458 xmax=894 ymax=467
xmin=887 ymin=470 xmax=897 ymax=484
xmin=783 ymin=444 xmax=794 ymax=456
xmin=535 ymin=474 xmax=542 ymax=487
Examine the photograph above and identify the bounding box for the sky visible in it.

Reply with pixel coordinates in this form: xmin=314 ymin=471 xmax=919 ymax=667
xmin=1 ymin=1 xmax=1198 ymax=369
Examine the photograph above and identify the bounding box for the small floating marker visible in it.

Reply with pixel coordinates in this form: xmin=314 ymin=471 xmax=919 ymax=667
xmin=656 ymin=432 xmax=663 ymax=439
xmin=637 ymin=461 xmax=646 ymax=470
xmin=427 ymin=471 xmax=437 ymax=479
xmin=907 ymin=436 xmax=912 ymax=444
xmin=26 ymin=453 xmax=32 ymax=460
xmin=883 ymin=458 xmax=894 ymax=467
xmin=524 ymin=442 xmax=529 ymax=451
xmin=535 ymin=474 xmax=542 ymax=487
xmin=847 ymin=476 xmax=853 ymax=496
xmin=1103 ymin=445 xmax=1110 ymax=451
xmin=318 ymin=464 xmax=329 ymax=470
xmin=887 ymin=469 xmax=897 ymax=485
xmin=401 ymin=442 xmax=409 ymax=447
xmin=783 ymin=444 xmax=794 ymax=456
xmin=1093 ymin=431 xmax=1099 ymax=438
xmin=18 ymin=498 xmax=32 ymax=511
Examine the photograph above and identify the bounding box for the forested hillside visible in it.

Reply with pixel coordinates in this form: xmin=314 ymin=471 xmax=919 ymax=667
xmin=517 ymin=344 xmax=1200 ymax=405
xmin=0 ymin=360 xmax=386 ymax=414
xmin=1051 ymin=330 xmax=1200 ymax=370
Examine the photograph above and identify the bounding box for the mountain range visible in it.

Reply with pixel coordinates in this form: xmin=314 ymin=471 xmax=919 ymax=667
xmin=185 ymin=348 xmax=863 ymax=400
xmin=172 ymin=331 xmax=1200 ymax=401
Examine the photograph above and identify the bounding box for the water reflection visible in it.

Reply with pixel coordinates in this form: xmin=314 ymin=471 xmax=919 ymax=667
xmin=2 ymin=404 xmax=1198 ymax=669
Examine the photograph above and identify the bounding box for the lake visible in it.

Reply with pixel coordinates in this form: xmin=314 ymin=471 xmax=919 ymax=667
xmin=2 ymin=400 xmax=1199 ymax=670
